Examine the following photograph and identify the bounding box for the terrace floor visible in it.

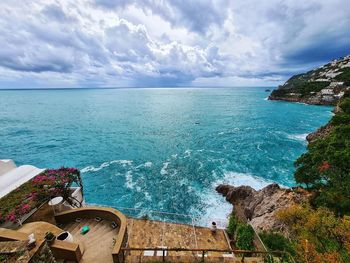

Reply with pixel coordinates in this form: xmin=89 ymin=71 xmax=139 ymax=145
xmin=61 ymin=218 xmax=119 ymax=263
xmin=125 ymin=218 xmax=233 ymax=262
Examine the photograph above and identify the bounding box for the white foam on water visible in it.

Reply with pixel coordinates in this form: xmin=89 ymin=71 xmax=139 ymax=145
xmin=135 ymin=161 xmax=153 ymax=169
xmin=217 ymin=171 xmax=273 ymax=190
xmin=195 ymin=171 xmax=275 ymax=226
xmin=144 ymin=161 xmax=153 ymax=167
xmin=198 ymin=161 xmax=204 ymax=170
xmin=111 ymin=160 xmax=133 ymax=166
xmin=144 ymin=191 xmax=152 ymax=201
xmin=287 ymin=133 xmax=308 ymax=142
xmin=184 ymin=149 xmax=192 ymax=158
xmin=195 ymin=188 xmax=232 ymax=227
xmin=81 ymin=159 xmax=133 ymax=173
xmin=160 ymin=162 xmax=170 ymax=175
xmin=125 ymin=171 xmax=135 ymax=189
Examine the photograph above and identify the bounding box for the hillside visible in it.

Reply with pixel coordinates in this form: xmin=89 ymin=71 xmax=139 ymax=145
xmin=269 ymin=55 xmax=350 ymax=105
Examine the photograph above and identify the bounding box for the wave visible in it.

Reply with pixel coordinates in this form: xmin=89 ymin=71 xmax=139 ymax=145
xmin=194 ymin=171 xmax=275 ymax=227
xmin=287 ymin=133 xmax=308 ymax=142
xmin=160 ymin=162 xmax=170 ymax=175
xmin=215 ymin=171 xmax=274 ymax=190
xmin=184 ymin=149 xmax=191 ymax=158
xmin=125 ymin=171 xmax=135 ymax=189
xmin=144 ymin=161 xmax=153 ymax=167
xmin=81 ymin=159 xmax=133 ymax=173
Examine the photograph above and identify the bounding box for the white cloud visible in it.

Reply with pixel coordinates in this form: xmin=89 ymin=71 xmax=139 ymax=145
xmin=0 ymin=0 xmax=349 ymax=88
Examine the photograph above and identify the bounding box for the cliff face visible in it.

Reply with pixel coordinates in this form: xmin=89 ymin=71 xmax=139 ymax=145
xmin=269 ymin=55 xmax=350 ymax=105
xmin=216 ymin=184 xmax=310 ymax=231
xmin=306 ymin=123 xmax=333 ymax=143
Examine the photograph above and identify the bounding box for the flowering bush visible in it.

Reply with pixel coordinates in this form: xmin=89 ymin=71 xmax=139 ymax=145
xmin=0 ymin=167 xmax=82 ymax=224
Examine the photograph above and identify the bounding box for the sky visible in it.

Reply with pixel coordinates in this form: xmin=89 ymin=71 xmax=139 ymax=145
xmin=0 ymin=0 xmax=350 ymax=89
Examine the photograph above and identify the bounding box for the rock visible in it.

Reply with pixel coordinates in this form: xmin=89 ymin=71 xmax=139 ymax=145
xmin=306 ymin=123 xmax=333 ymax=143
xmin=216 ymin=183 xmax=310 ymax=231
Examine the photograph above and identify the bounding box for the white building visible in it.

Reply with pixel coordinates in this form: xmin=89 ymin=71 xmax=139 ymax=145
xmin=0 ymin=159 xmax=45 ymax=198
xmin=321 ymin=89 xmax=334 ymax=95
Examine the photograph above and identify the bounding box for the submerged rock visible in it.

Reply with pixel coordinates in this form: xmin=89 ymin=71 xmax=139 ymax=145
xmin=216 ymin=183 xmax=309 ymax=231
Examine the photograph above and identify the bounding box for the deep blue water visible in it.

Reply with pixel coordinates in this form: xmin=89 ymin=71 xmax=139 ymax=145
xmin=0 ymin=87 xmax=332 ymax=224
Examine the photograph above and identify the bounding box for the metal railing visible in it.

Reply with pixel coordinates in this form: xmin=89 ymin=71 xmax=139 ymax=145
xmin=88 ymin=204 xmax=228 ymax=228
xmin=120 ymin=247 xmax=291 ymax=262
xmin=88 ymin=204 xmax=295 ymax=262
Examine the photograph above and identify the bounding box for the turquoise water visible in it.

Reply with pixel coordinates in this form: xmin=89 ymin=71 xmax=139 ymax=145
xmin=0 ymin=87 xmax=332 ymax=223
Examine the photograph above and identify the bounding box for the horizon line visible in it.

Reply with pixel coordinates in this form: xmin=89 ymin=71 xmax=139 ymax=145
xmin=0 ymin=86 xmax=277 ymax=91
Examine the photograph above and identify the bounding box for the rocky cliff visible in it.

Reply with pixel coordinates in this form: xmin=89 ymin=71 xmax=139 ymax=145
xmin=216 ymin=184 xmax=310 ymax=231
xmin=269 ymin=55 xmax=350 ymax=105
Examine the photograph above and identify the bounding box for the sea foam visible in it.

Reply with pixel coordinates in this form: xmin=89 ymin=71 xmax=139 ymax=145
xmin=194 ymin=171 xmax=274 ymax=227
xmin=287 ymin=133 xmax=309 ymax=142
xmin=81 ymin=159 xmax=133 ymax=173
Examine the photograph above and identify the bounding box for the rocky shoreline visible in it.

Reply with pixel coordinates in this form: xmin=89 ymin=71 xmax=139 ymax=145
xmin=216 ymin=184 xmax=310 ymax=231
xmin=268 ymin=55 xmax=350 ymax=106
xmin=268 ymin=94 xmax=336 ymax=105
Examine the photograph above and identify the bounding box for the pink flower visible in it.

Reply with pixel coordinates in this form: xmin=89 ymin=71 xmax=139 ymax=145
xmin=21 ymin=204 xmax=31 ymax=214
xmin=6 ymin=212 xmax=16 ymax=222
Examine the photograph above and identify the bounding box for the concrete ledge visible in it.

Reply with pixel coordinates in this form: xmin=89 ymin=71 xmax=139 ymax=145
xmin=50 ymin=239 xmax=82 ymax=262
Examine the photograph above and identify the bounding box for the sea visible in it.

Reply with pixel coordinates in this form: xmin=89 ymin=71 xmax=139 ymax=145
xmin=0 ymin=87 xmax=333 ymax=225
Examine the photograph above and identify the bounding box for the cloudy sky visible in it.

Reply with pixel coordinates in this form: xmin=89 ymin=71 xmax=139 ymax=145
xmin=0 ymin=0 xmax=350 ymax=88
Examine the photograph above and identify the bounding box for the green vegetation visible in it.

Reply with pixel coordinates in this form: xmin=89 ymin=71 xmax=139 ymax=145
xmin=259 ymin=231 xmax=296 ymax=257
xmin=296 ymin=81 xmax=330 ymax=96
xmin=260 ymin=92 xmax=350 ymax=262
xmin=226 ymin=213 xmax=239 ymax=236
xmin=263 ymin=254 xmax=275 ymax=263
xmin=260 ymin=91 xmax=350 ymax=262
xmin=277 ymin=205 xmax=350 ymax=263
xmin=335 ymin=68 xmax=350 ymax=82
xmin=271 ymin=81 xmax=330 ymax=98
xmin=236 ymin=224 xmax=255 ymax=250
xmin=226 ymin=213 xmax=254 ymax=251
xmin=294 ymin=93 xmax=350 ymax=215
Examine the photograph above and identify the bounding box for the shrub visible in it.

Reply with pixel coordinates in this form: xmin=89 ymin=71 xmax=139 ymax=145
xmin=236 ymin=223 xmax=255 ymax=250
xmin=259 ymin=231 xmax=296 ymax=257
xmin=331 ymin=113 xmax=350 ymax=125
xmin=335 ymin=68 xmax=350 ymax=82
xmin=264 ymin=254 xmax=274 ymax=263
xmin=294 ymin=95 xmax=350 ymax=215
xmin=270 ymin=81 xmax=330 ymax=98
xmin=339 ymin=97 xmax=350 ymax=114
xmin=226 ymin=214 xmax=239 ymax=236
xmin=277 ymin=205 xmax=350 ymax=262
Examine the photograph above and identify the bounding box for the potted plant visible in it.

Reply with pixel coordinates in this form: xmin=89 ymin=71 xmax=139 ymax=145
xmin=45 ymin=231 xmax=56 ymax=244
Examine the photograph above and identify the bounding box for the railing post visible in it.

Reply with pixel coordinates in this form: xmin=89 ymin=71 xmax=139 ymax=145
xmin=202 ymin=250 xmax=205 ymax=262
xmin=162 ymin=249 xmax=165 ymax=262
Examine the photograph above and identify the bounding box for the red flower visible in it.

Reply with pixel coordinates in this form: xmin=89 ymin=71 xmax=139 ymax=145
xmin=318 ymin=161 xmax=330 ymax=173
